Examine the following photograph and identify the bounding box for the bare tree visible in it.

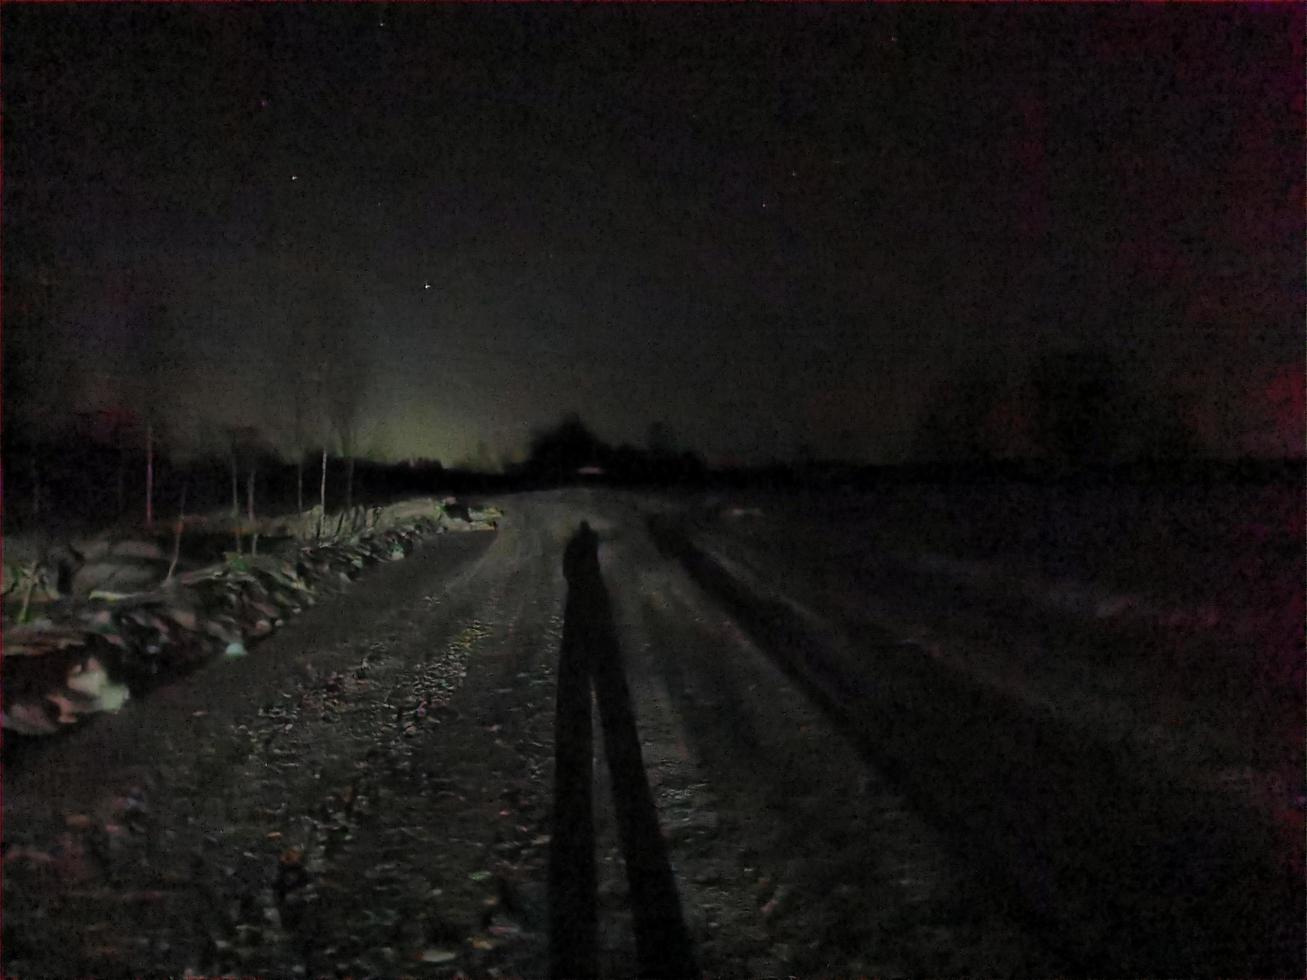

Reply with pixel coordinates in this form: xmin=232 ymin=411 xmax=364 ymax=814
xmin=4 ymin=255 xmax=69 ymax=524
xmin=164 ymin=481 xmax=188 ymax=583
xmin=128 ymin=301 xmax=182 ymax=529
xmin=226 ymin=427 xmax=241 ymax=520
xmin=225 ymin=424 xmax=266 ymax=553
xmin=300 ymin=289 xmax=368 ymax=527
xmin=318 ymin=438 xmax=328 ymax=539
xmin=311 ymin=361 xmax=330 ymax=540
xmin=265 ymin=281 xmax=371 ymax=537
xmin=321 ymin=324 xmax=368 ymax=512
xmin=95 ymin=405 xmax=142 ymax=519
xmin=329 ymin=385 xmax=368 ymax=511
xmin=225 ymin=426 xmax=244 ymax=553
xmin=270 ymin=319 xmax=319 ymax=515
xmin=293 ymin=371 xmax=309 ymax=514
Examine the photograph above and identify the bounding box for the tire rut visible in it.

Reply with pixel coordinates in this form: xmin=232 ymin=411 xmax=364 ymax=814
xmin=275 ymin=522 xmax=563 ymax=978
xmin=605 ymin=522 xmax=1057 ymax=977
xmin=649 ymin=514 xmax=1300 ymax=976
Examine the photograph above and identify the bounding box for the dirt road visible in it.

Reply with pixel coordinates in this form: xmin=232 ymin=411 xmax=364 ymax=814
xmin=3 ymin=489 xmax=1299 ymax=977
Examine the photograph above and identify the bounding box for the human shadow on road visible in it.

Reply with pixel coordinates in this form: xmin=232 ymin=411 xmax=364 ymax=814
xmin=549 ymin=521 xmax=699 ymax=980
xmin=548 ymin=525 xmax=599 ymax=978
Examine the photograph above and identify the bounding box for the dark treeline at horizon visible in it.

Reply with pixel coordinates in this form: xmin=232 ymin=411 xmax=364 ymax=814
xmin=6 ymin=406 xmax=1300 ymax=541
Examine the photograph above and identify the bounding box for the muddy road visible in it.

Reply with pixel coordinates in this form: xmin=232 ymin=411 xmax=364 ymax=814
xmin=4 ymin=489 xmax=1300 ymax=977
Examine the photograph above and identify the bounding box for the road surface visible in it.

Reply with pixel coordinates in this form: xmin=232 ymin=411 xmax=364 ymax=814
xmin=3 ymin=489 xmax=1300 ymax=977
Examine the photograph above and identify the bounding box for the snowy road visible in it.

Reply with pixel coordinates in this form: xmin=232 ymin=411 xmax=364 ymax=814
xmin=3 ymin=488 xmax=1301 ymax=977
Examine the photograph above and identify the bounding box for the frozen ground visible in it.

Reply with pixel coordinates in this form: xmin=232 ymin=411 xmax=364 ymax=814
xmin=680 ymin=480 xmax=1303 ymax=972
xmin=3 ymin=484 xmax=1301 ymax=977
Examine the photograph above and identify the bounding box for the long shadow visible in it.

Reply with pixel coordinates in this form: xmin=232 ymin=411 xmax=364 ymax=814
xmin=548 ymin=533 xmax=598 ymax=979
xmin=549 ymin=522 xmax=699 ymax=980
xmin=647 ymin=514 xmax=1303 ymax=978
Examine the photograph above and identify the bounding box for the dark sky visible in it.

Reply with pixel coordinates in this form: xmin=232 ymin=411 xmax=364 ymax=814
xmin=4 ymin=3 xmax=1302 ymax=465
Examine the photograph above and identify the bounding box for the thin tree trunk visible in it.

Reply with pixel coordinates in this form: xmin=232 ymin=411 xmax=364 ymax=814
xmin=29 ymin=451 xmax=41 ymax=521
xmin=145 ymin=420 xmax=155 ymax=529
xmin=246 ymin=466 xmax=257 ymax=556
xmin=230 ymin=453 xmax=239 ymax=518
xmin=296 ymin=457 xmax=304 ymax=513
xmin=231 ymin=450 xmax=242 ymax=554
xmin=165 ymin=482 xmax=187 ymax=583
xmin=117 ymin=441 xmax=126 ymax=517
xmin=345 ymin=455 xmax=355 ymax=511
xmin=18 ymin=564 xmax=38 ymax=625
xmin=318 ymin=446 xmax=327 ymax=539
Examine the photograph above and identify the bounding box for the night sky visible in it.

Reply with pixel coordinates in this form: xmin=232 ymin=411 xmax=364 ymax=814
xmin=4 ymin=3 xmax=1302 ymax=466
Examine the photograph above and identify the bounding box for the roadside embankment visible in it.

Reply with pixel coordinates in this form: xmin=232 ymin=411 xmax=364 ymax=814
xmin=2 ymin=498 xmax=501 ymax=739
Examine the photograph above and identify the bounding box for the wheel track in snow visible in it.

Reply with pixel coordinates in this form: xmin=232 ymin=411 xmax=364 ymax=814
xmin=604 ymin=515 xmax=1058 ymax=977
xmin=648 ymin=511 xmax=1302 ymax=976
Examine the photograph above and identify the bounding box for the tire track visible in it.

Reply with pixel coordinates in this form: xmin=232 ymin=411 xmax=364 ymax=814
xmin=649 ymin=513 xmax=1301 ymax=976
xmin=287 ymin=515 xmax=564 ymax=978
xmin=608 ymin=518 xmax=1054 ymax=977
